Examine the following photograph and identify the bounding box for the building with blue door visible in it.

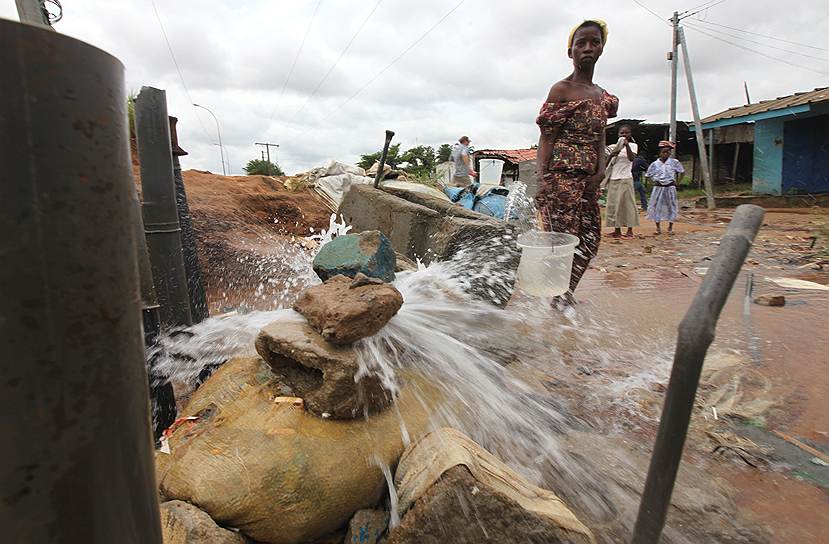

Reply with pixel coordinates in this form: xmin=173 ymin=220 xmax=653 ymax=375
xmin=694 ymin=88 xmax=829 ymax=195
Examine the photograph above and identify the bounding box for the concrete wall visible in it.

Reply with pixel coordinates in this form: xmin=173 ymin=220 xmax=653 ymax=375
xmin=752 ymin=118 xmax=784 ymax=195
xmin=338 ymin=184 xmax=519 ymax=305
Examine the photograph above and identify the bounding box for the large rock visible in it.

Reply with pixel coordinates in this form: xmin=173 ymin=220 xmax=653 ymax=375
xmin=255 ymin=319 xmax=393 ymax=418
xmin=388 ymin=428 xmax=595 ymax=544
xmin=156 ymin=356 xmax=431 ymax=544
xmin=294 ymin=274 xmax=403 ymax=345
xmin=159 ymin=500 xmax=248 ymax=544
xmin=313 ymin=230 xmax=396 ymax=283
xmin=344 ymin=509 xmax=390 ymax=544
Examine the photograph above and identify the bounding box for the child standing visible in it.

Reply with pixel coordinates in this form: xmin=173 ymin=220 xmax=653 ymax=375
xmin=646 ymin=141 xmax=684 ymax=235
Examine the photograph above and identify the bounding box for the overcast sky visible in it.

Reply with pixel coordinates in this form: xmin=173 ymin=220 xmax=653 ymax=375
xmin=4 ymin=0 xmax=827 ymax=174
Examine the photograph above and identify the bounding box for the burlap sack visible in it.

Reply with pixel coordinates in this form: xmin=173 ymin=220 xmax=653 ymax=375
xmin=156 ymin=357 xmax=429 ymax=544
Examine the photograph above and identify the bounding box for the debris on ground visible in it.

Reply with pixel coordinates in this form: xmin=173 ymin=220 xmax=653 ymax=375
xmin=753 ymin=294 xmax=786 ymax=306
xmin=344 ymin=509 xmax=390 ymax=544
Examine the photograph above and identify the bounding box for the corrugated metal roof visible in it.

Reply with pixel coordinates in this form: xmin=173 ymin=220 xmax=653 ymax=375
xmin=701 ymin=87 xmax=829 ymax=124
xmin=474 ymin=148 xmax=536 ymax=164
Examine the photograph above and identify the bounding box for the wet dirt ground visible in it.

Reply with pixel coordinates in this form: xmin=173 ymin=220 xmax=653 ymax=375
xmin=579 ymin=204 xmax=829 ymax=543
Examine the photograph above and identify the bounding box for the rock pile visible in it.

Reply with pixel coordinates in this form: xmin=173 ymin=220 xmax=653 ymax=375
xmin=254 ymin=271 xmax=403 ymax=419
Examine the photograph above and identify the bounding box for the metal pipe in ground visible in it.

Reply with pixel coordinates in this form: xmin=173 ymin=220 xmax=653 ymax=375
xmin=170 ymin=116 xmax=209 ymax=323
xmin=0 ymin=18 xmax=162 ymax=542
xmin=631 ymin=204 xmax=765 ymax=543
xmin=373 ymin=129 xmax=395 ymax=188
xmin=136 ymin=87 xmax=193 ymax=328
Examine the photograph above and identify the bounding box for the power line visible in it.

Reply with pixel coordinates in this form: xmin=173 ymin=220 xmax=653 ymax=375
xmin=679 ymin=0 xmax=726 ymax=19
xmin=149 ymin=0 xmax=212 ymax=141
xmin=630 ymin=0 xmax=670 ymax=24
xmin=295 ymin=0 xmax=384 ymax=116
xmin=276 ymin=0 xmax=323 ymax=110
xmin=684 ymin=21 xmax=829 ymax=63
xmin=689 ymin=18 xmax=829 ymax=53
xmin=683 ymin=24 xmax=829 ymax=77
xmin=335 ymin=0 xmax=467 ymax=112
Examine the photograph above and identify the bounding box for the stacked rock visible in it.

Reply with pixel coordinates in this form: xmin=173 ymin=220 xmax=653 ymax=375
xmin=255 ymin=230 xmax=404 ymax=419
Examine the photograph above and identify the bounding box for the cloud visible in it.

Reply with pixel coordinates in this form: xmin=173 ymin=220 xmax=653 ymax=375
xmin=3 ymin=0 xmax=827 ymax=174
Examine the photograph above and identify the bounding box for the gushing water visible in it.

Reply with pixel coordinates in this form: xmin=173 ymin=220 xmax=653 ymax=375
xmin=150 ymin=214 xmax=679 ymax=538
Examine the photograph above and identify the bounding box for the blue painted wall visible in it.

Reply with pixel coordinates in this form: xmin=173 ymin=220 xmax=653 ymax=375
xmin=753 ymin=119 xmax=784 ymax=195
xmin=782 ymin=115 xmax=829 ymax=194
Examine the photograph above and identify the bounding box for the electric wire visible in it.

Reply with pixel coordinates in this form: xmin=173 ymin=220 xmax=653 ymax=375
xmin=630 ymin=0 xmax=670 ymax=24
xmin=276 ymin=0 xmax=324 ymax=110
xmin=684 ymin=21 xmax=829 ymax=63
xmin=683 ymin=24 xmax=829 ymax=76
xmin=689 ymin=18 xmax=829 ymax=52
xmin=679 ymin=0 xmax=727 ymax=19
xmin=149 ymin=0 xmax=212 ymax=140
xmin=294 ymin=0 xmax=384 ymax=116
xmin=334 ymin=0 xmax=467 ymax=112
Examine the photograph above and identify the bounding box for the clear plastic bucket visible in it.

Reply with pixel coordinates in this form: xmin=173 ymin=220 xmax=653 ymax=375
xmin=478 ymin=159 xmax=504 ymax=194
xmin=515 ymin=231 xmax=580 ymax=297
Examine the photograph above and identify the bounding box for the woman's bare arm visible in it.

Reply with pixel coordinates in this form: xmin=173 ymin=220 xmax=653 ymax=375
xmin=536 ymin=126 xmax=559 ymax=180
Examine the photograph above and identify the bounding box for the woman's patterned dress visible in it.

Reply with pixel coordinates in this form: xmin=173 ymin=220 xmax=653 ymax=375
xmin=536 ymin=90 xmax=618 ymax=293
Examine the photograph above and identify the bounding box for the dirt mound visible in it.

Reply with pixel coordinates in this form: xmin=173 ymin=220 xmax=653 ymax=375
xmin=178 ymin=170 xmax=331 ymax=313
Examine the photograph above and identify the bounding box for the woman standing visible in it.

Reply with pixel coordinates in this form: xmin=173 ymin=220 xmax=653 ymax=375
xmin=536 ymin=19 xmax=618 ymax=300
xmin=646 ymin=141 xmax=684 ymax=235
xmin=604 ymin=124 xmax=640 ymax=238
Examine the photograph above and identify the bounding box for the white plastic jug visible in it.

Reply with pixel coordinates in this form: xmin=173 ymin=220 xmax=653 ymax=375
xmin=515 ymin=231 xmax=580 ymax=297
xmin=478 ymin=159 xmax=504 ymax=195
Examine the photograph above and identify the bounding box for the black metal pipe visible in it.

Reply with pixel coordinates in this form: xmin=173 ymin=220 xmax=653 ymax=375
xmin=0 ymin=18 xmax=162 ymax=542
xmin=169 ymin=116 xmax=209 ymax=323
xmin=373 ymin=129 xmax=395 ymax=188
xmin=631 ymin=204 xmax=765 ymax=543
xmin=136 ymin=87 xmax=193 ymax=328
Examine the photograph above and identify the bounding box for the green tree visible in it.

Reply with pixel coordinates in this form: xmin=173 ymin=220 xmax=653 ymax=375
xmin=437 ymin=143 xmax=452 ymax=163
xmin=244 ymin=158 xmax=284 ymax=176
xmin=400 ymin=145 xmax=437 ymax=179
xmin=357 ymin=143 xmax=402 ymax=171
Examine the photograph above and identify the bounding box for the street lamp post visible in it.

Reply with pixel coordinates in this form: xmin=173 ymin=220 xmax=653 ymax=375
xmin=193 ymin=103 xmax=226 ymax=176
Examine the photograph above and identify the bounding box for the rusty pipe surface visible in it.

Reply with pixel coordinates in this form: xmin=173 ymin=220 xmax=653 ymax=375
xmin=0 ymin=19 xmax=162 ymax=543
xmin=631 ymin=204 xmax=765 ymax=544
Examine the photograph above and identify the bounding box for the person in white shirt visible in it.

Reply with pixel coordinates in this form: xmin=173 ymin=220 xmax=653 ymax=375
xmin=646 ymin=141 xmax=685 ymax=235
xmin=604 ymin=124 xmax=640 ymax=238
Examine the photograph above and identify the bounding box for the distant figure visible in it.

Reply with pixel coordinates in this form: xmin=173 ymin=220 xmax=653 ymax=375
xmin=631 ymin=152 xmax=649 ymax=209
xmin=646 ymin=141 xmax=684 ymax=235
xmin=536 ymin=19 xmax=618 ymax=301
xmin=450 ymin=136 xmax=477 ymax=187
xmin=604 ymin=124 xmax=639 ymax=238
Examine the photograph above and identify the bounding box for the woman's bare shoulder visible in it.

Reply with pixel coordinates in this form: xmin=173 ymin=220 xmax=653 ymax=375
xmin=546 ymin=80 xmax=576 ymax=102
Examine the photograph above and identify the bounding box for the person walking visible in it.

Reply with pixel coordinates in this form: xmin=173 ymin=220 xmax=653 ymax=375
xmin=536 ymin=19 xmax=618 ymax=303
xmin=450 ymin=136 xmax=477 ymax=187
xmin=646 ymin=141 xmax=684 ymax=235
xmin=631 ymin=152 xmax=649 ymax=209
xmin=604 ymin=124 xmax=639 ymax=238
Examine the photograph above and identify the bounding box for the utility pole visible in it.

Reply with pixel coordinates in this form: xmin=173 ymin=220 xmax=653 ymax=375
xmin=255 ymin=142 xmax=279 ymax=176
xmin=743 ymin=81 xmax=752 ymax=105
xmin=15 ymin=0 xmax=52 ymax=28
xmin=193 ymin=103 xmax=226 ymax=176
xmin=678 ymin=27 xmax=715 ymax=210
xmin=668 ymin=11 xmax=679 ymax=156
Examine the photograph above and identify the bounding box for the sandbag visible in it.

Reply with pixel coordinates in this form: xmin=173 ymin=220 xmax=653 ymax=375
xmin=156 ymin=356 xmax=430 ymax=544
xmin=315 ymin=173 xmax=373 ymax=208
xmin=325 ymin=161 xmax=366 ymax=177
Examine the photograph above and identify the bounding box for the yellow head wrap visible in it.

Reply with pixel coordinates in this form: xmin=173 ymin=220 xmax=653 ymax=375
xmin=568 ymin=19 xmax=609 ymax=49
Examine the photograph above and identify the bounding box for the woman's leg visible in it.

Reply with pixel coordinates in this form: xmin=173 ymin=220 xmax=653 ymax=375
xmin=570 ymin=195 xmax=601 ymax=293
xmin=655 ymin=221 xmax=662 ymax=234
